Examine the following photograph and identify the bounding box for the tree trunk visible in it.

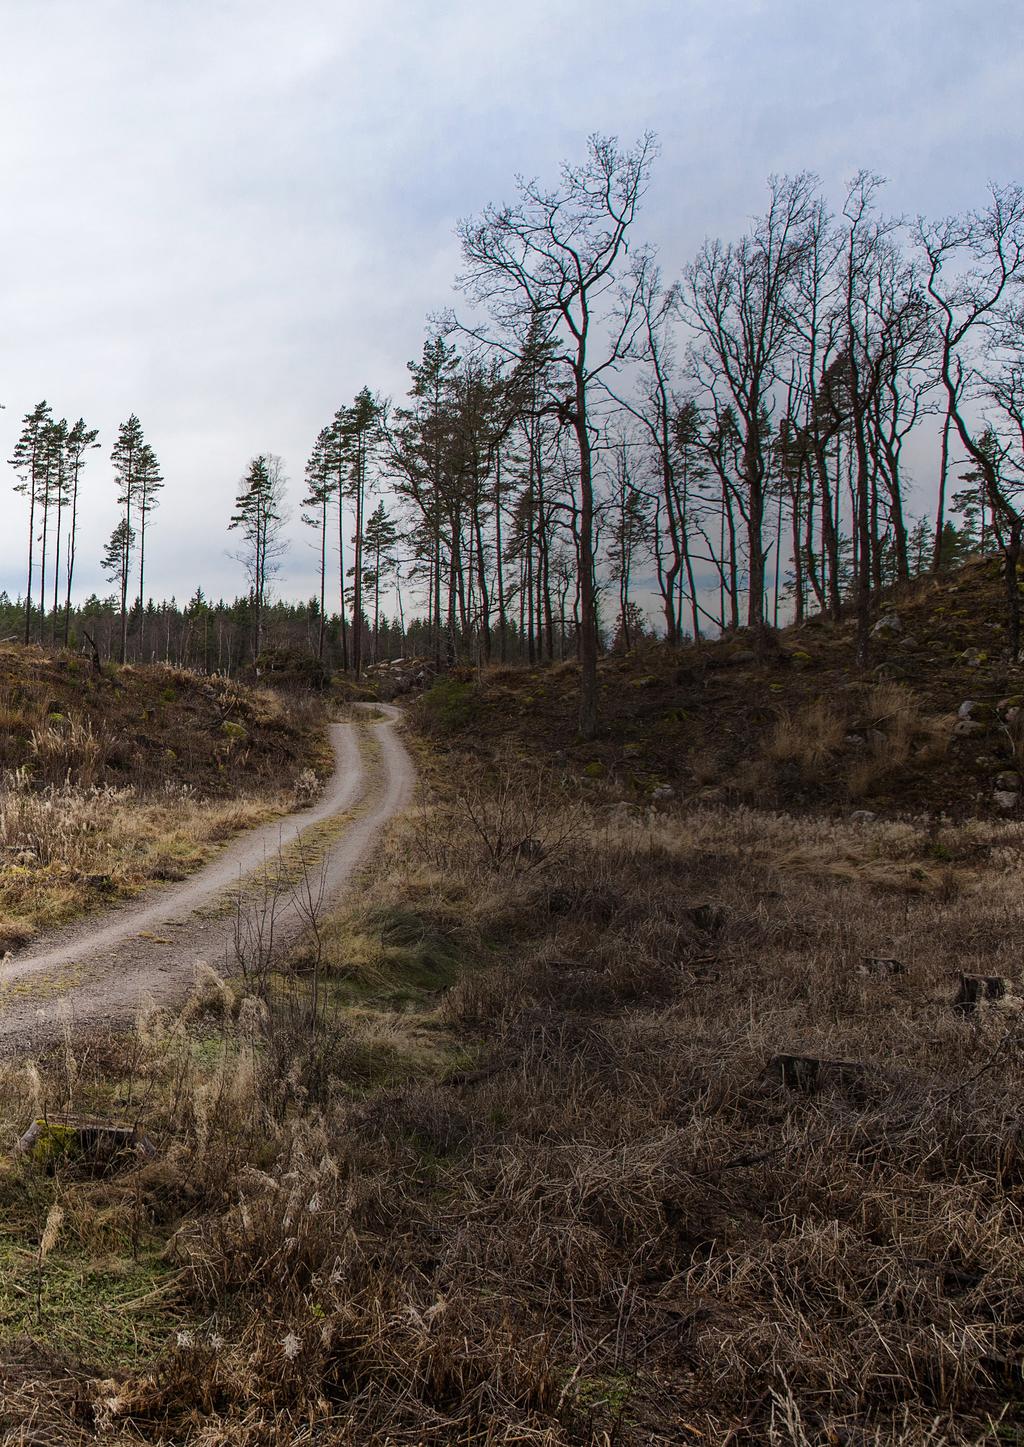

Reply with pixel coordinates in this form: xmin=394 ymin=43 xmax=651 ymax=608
xmin=574 ymin=381 xmax=598 ymax=739
xmin=743 ymin=418 xmax=765 ymax=631
xmin=932 ymin=405 xmax=953 ymax=573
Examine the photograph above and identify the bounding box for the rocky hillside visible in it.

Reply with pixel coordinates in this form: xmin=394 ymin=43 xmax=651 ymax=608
xmin=413 ymin=554 xmax=1023 ymax=819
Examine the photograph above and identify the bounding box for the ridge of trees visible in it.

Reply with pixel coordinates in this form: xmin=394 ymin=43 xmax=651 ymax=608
xmin=6 ymin=144 xmax=1024 ymax=732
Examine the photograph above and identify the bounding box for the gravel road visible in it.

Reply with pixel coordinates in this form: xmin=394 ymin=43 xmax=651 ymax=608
xmin=0 ymin=702 xmax=413 ymax=1054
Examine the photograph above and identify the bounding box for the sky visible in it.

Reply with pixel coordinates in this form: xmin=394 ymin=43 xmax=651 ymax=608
xmin=0 ymin=0 xmax=1020 ymax=611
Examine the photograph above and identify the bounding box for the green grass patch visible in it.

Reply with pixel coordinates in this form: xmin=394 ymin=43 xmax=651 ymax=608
xmin=317 ymin=903 xmax=463 ymax=1006
xmin=0 ymin=1236 xmax=179 ymax=1366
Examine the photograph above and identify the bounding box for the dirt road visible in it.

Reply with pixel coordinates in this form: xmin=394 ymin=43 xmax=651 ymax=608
xmin=0 ymin=703 xmax=414 ymax=1053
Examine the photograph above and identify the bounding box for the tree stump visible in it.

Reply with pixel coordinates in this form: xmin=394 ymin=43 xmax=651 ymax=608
xmin=979 ymin=1354 xmax=1024 ymax=1394
xmin=858 ymin=957 xmax=904 ymax=978
xmin=766 ymin=1054 xmax=866 ymax=1095
xmin=954 ymin=975 xmax=1008 ymax=1012
xmin=686 ymin=904 xmax=727 ymax=935
xmin=17 ymin=1116 xmax=156 ymax=1174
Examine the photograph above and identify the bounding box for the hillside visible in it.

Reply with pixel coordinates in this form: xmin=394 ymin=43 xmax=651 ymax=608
xmin=0 ymin=645 xmax=328 ymax=794
xmin=417 ymin=554 xmax=1023 ymax=819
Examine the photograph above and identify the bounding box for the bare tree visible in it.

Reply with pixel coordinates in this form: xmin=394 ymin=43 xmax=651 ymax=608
xmin=455 ymin=131 xmax=657 ymax=739
xmin=918 ymin=184 xmax=1024 ymax=653
xmin=683 ymin=173 xmax=817 ymax=634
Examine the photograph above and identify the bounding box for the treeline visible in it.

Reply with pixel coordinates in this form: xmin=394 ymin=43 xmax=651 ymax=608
xmin=287 ymin=146 xmax=1024 ymax=735
xmin=0 ymin=589 xmax=582 ymax=680
xmin=8 ymin=139 xmax=1024 ymax=735
xmin=8 ymin=405 xmax=161 ymax=665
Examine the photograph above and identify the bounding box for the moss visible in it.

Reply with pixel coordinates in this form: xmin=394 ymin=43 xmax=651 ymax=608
xmin=25 ymin=1120 xmax=80 ymax=1166
xmin=583 ymin=761 xmax=606 ymax=778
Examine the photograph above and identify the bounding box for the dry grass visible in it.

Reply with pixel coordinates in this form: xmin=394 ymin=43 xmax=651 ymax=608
xmin=0 ymin=653 xmax=330 ymax=944
xmin=0 ymin=773 xmax=289 ymax=947
xmin=766 ymin=697 xmax=847 ymax=774
xmin=0 ymin=736 xmax=1023 ymax=1442
xmin=749 ymin=683 xmax=954 ymax=805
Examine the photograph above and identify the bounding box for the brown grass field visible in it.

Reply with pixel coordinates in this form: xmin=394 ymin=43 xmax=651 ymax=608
xmin=2 ymin=664 xmax=1024 ymax=1443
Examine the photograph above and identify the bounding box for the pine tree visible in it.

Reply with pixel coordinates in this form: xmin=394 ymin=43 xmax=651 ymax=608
xmin=302 ymin=427 xmax=337 ymax=662
xmin=101 ymin=518 xmax=136 ymax=629
xmin=336 ymin=389 xmax=382 ymax=678
xmin=391 ymin=335 xmax=460 ymax=669
xmin=110 ymin=414 xmax=146 ymax=662
xmin=135 ymin=441 xmax=163 ymax=655
xmin=9 ymin=400 xmax=53 ymax=644
xmin=63 ymin=419 xmax=100 ymax=645
xmin=361 ymin=500 xmax=399 ymax=662
xmin=38 ymin=419 xmax=68 ymax=644
xmin=229 ymin=454 xmax=287 ymax=663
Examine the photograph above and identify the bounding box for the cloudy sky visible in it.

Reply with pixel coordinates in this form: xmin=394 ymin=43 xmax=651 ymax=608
xmin=0 ymin=0 xmax=1019 ymax=608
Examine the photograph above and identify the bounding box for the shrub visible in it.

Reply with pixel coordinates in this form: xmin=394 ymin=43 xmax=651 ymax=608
xmin=417 ymin=676 xmax=478 ymax=735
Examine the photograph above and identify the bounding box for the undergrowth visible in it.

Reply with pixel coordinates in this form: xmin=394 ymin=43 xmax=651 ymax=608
xmin=1 ymin=727 xmax=1024 ymax=1441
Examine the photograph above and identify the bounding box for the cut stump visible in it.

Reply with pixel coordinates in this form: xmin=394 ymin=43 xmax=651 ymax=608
xmin=766 ymin=1054 xmax=866 ymax=1095
xmin=686 ymin=904 xmax=727 ymax=935
xmin=954 ymin=975 xmax=1008 ymax=1013
xmin=17 ymin=1115 xmax=156 ymax=1173
xmin=858 ymin=956 xmax=904 ymax=978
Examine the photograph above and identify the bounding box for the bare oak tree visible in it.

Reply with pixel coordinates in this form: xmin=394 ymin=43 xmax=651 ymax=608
xmin=918 ymin=184 xmax=1024 ymax=653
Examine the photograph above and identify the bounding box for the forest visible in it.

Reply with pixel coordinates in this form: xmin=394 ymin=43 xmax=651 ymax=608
xmin=7 ymin=141 xmax=1024 ymax=737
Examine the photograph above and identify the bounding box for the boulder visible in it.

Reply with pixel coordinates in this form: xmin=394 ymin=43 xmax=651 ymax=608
xmin=994 ymin=790 xmax=1020 ymax=811
xmin=850 ymin=809 xmax=876 ymax=823
xmin=871 ymin=614 xmax=903 ymax=640
xmin=953 ymin=719 xmax=984 ymax=737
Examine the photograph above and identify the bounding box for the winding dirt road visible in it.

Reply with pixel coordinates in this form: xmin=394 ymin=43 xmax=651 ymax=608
xmin=0 ymin=703 xmax=414 ymax=1054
